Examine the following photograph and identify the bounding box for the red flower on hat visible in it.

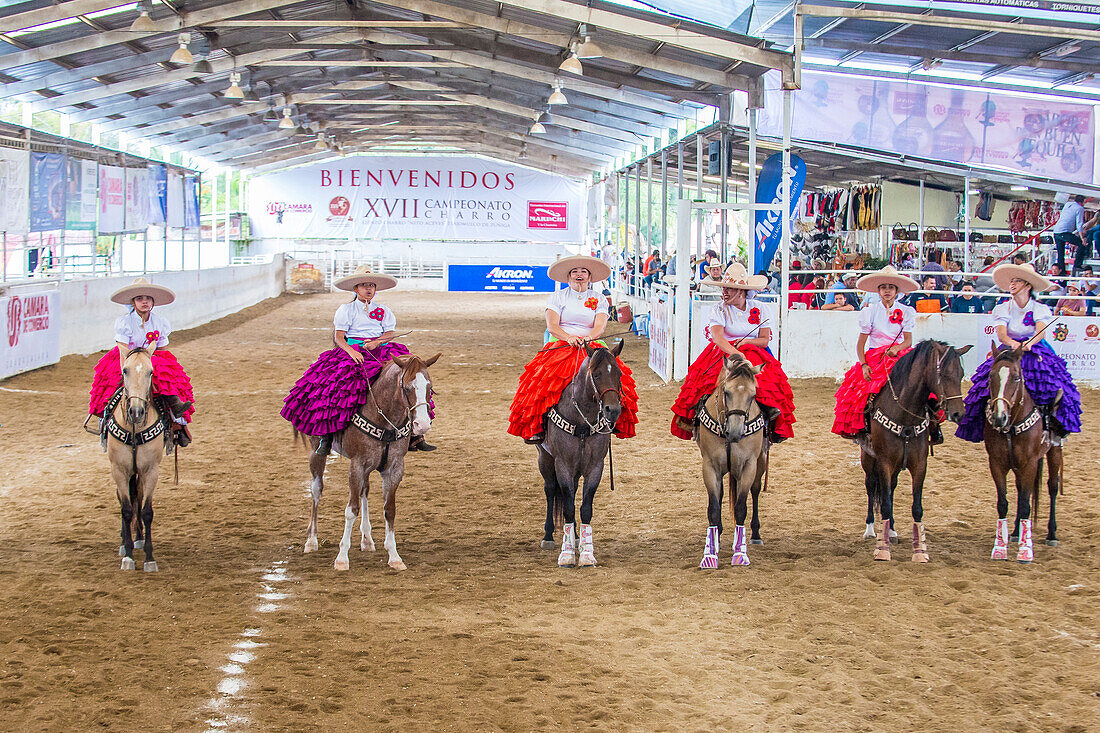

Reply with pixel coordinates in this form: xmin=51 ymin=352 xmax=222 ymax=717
xmin=584 ymin=296 xmax=599 ymax=311
xmin=369 ymin=307 xmax=385 ymax=321
xmin=748 ymin=307 xmax=761 ymax=325
xmin=889 ymin=309 xmax=903 ymax=324
xmin=144 ymin=330 xmax=160 ymax=345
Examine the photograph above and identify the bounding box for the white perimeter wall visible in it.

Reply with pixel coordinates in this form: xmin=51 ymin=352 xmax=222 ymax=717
xmin=245 ymin=238 xmax=576 ymax=264
xmin=59 ymin=256 xmax=286 ymax=356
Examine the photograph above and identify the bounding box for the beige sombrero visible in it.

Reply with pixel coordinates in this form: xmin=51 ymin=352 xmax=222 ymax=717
xmin=333 ymin=265 xmax=398 ymax=292
xmin=856 ymin=265 xmax=918 ymax=294
xmin=110 ymin=277 xmax=176 ymax=305
xmin=992 ymin=263 xmax=1052 ymax=293
xmin=701 ymin=262 xmax=768 ymax=290
xmin=547 ymin=254 xmax=612 ymax=284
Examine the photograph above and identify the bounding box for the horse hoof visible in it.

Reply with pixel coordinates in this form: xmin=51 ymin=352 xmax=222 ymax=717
xmin=541 ymin=540 xmax=556 ymax=550
xmin=862 ymin=525 xmax=876 ymax=539
xmin=578 ymin=552 xmax=597 ymax=567
xmin=990 ymin=548 xmax=1009 ymax=561
xmin=120 ymin=557 xmax=135 ymax=570
xmin=889 ymin=534 xmax=899 ymax=545
xmin=388 ymin=559 xmax=407 ymax=571
xmin=557 ymin=551 xmax=576 ymax=568
xmin=334 ymin=557 xmax=350 ymax=571
xmin=699 ymin=555 xmax=719 ymax=569
xmin=1016 ymin=550 xmax=1033 ymax=564
xmin=1045 ymin=539 xmax=1059 ymax=547
xmin=750 ymin=538 xmax=764 ymax=546
xmin=911 ymin=553 xmax=929 ymax=564
xmin=730 ymin=553 xmax=751 ymax=566
xmin=118 ymin=544 xmax=126 ymax=557
xmin=304 ymin=537 xmax=318 ymax=554
xmin=873 ymin=549 xmax=891 ymax=561
xmin=133 ymin=540 xmax=144 ymax=550
xmin=144 ymin=561 xmax=158 ymax=572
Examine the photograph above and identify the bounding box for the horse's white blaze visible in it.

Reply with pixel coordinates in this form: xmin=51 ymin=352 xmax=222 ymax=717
xmin=994 ymin=366 xmax=1010 ymax=422
xmin=335 ymin=504 xmax=356 ymax=570
xmin=411 ymin=373 xmax=431 ymax=435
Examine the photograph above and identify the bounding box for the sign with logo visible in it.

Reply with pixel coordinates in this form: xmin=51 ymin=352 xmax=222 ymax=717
xmin=247 ymin=155 xmax=584 ymax=242
xmin=30 ymin=152 xmax=66 ymax=233
xmin=447 ymin=264 xmax=554 ymax=292
xmin=753 ymin=152 xmax=806 ymax=274
xmin=0 ymin=147 xmax=29 ymax=235
xmin=98 ymin=165 xmax=126 ymax=233
xmin=148 ymin=164 xmax=168 ymax=225
xmin=66 ymin=158 xmax=98 ymax=231
xmin=1 ymin=291 xmax=60 ymax=379
xmin=648 ymin=293 xmax=673 ymax=382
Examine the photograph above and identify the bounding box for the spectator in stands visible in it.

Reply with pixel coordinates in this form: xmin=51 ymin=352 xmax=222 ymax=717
xmin=821 ymin=291 xmax=856 ymax=311
xmin=1056 ymin=282 xmax=1088 ymax=317
xmin=924 ymin=249 xmax=948 ymax=290
xmin=906 ymin=274 xmax=950 ymax=313
xmin=788 ymin=260 xmax=814 ymax=309
xmin=824 ymin=271 xmax=861 ymax=308
xmin=950 ymin=281 xmax=985 ymax=314
xmin=974 ymin=256 xmax=997 ymax=291
xmin=1011 ymin=252 xmax=1029 ymax=266
xmin=622 ymin=259 xmax=636 ymax=295
xmin=947 ymin=260 xmax=964 ymax=289
xmin=1044 ymin=264 xmax=1067 ymax=304
xmin=697 ymin=249 xmax=718 ymax=281
xmin=810 ymin=274 xmax=828 ymax=310
xmin=643 ymin=249 xmax=659 ymax=276
xmin=1053 ymin=194 xmax=1088 ymax=273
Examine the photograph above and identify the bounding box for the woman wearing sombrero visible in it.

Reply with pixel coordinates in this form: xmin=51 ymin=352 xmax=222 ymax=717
xmin=832 ymin=266 xmax=923 ymax=440
xmin=955 ymin=263 xmax=1081 ymax=442
xmin=87 ymin=278 xmax=195 ymax=446
xmin=281 ymin=266 xmax=435 ymax=456
xmin=508 ymin=254 xmax=639 ymax=443
xmin=671 ymin=263 xmax=796 ymax=442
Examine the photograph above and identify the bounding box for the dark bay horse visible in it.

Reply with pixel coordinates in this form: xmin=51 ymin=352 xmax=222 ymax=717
xmin=859 ymin=340 xmax=971 ymax=562
xmin=107 ymin=348 xmax=167 ymax=571
xmin=538 ymin=341 xmax=624 ymax=567
xmin=983 ymin=345 xmax=1063 ymax=563
xmin=695 ymin=352 xmax=769 ymax=568
xmin=299 ymin=352 xmax=439 ymax=571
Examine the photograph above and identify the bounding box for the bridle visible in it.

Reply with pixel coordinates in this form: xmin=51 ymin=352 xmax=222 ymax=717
xmin=883 ymin=343 xmax=961 ymax=423
xmin=366 ymin=364 xmax=432 ymax=432
xmin=986 ymin=358 xmax=1025 ymax=428
xmin=572 ymin=354 xmax=620 ymax=435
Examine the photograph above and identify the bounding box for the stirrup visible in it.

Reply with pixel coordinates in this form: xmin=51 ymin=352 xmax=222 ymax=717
xmin=524 ymin=434 xmax=545 ymax=445
xmin=174 ymin=425 xmax=192 ymax=448
xmin=82 ymin=413 xmax=102 ymax=435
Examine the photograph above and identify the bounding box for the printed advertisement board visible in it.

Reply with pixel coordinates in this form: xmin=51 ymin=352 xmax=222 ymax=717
xmin=447 ymin=264 xmax=555 ymax=292
xmin=2 ymin=291 xmax=60 ymax=379
xmin=648 ymin=293 xmax=673 ymax=382
xmin=29 ymin=152 xmax=66 ymax=233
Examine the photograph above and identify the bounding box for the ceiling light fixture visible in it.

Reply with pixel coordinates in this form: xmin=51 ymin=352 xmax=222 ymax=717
xmin=262 ymin=103 xmax=278 ymax=123
xmin=314 ymin=132 xmax=329 ymax=151
xmin=191 ymin=58 xmax=212 ymax=74
xmin=547 ymin=84 xmax=568 ymax=105
xmin=559 ymin=46 xmax=583 ymax=75
xmin=170 ymin=33 xmax=193 ymax=64
xmin=921 ymin=58 xmax=943 ymax=71
xmin=224 ymin=72 xmax=244 ymax=100
xmin=129 ymin=1 xmax=156 ymax=32
xmin=529 ymin=116 xmax=546 ymax=134
xmin=1054 ymin=43 xmax=1081 ymax=57
xmin=576 ymin=36 xmax=603 ymax=59
xmin=278 ymin=108 xmax=295 ymax=129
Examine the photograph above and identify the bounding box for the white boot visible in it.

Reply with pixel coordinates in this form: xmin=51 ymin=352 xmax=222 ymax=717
xmin=1016 ymin=519 xmax=1034 ymax=563
xmin=558 ymin=523 xmax=576 ymax=567
xmin=700 ymin=526 xmax=719 ymax=569
xmin=990 ymin=518 xmax=1009 ymax=560
xmin=730 ymin=525 xmax=750 ymax=566
xmin=577 ymin=524 xmax=596 ymax=567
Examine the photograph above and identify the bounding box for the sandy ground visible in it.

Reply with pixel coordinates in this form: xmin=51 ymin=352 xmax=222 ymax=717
xmin=1 ymin=290 xmax=1098 ymax=732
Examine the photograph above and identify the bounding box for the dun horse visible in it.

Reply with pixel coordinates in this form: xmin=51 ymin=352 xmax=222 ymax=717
xmin=982 ymin=345 xmax=1063 ymax=563
xmin=538 ymin=341 xmax=625 ymax=567
xmin=695 ymin=352 xmax=769 ymax=568
xmin=860 ymin=340 xmax=971 ymax=562
xmin=106 ymin=348 xmax=169 ymax=571
xmin=300 ymin=352 xmax=439 ymax=571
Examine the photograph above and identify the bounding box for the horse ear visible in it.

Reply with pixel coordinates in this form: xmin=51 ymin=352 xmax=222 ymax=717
xmin=955 ymin=344 xmax=973 ymax=356
xmin=584 ymin=342 xmax=596 ymax=357
xmin=990 ymin=339 xmax=999 ymax=355
xmin=611 ymin=338 xmax=625 ymax=357
xmin=422 ymin=352 xmax=442 ymax=368
xmin=751 ymin=363 xmax=764 ymax=375
xmin=392 ymin=354 xmax=411 ymax=368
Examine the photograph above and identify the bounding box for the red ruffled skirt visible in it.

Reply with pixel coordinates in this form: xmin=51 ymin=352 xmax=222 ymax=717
xmin=831 ymin=344 xmax=910 ymax=436
xmin=670 ymin=343 xmax=796 ymax=440
xmin=88 ymin=347 xmax=195 ymax=422
xmin=508 ymin=341 xmax=639 ymax=439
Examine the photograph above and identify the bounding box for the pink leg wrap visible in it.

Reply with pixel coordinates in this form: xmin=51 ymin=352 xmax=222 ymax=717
xmin=731 ymin=525 xmax=750 ymax=566
xmin=991 ymin=518 xmax=1009 ymax=560
xmin=700 ymin=526 xmax=719 ymax=569
xmin=1016 ymin=519 xmax=1034 ymax=563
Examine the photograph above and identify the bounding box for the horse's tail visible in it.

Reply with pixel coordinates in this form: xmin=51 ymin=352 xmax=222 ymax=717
xmin=291 ymin=428 xmax=312 ymax=450
xmin=1032 ymin=455 xmax=1044 ymax=527
xmin=550 ymin=477 xmax=566 ymax=530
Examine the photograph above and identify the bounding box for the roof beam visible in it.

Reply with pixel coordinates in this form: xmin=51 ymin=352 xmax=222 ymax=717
xmin=205 ymin=19 xmax=467 ymax=28
xmin=805 ymin=38 xmax=1098 ymax=75
xmin=0 ymin=0 xmax=133 ymax=34
xmin=440 ymin=93 xmax=638 ymax=147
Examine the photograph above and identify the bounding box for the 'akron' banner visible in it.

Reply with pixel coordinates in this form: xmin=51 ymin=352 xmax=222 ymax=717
xmin=247 ymin=155 xmax=584 ymax=243
xmin=447 ymin=264 xmax=554 ymax=292
xmin=753 ymin=152 xmax=806 ymax=274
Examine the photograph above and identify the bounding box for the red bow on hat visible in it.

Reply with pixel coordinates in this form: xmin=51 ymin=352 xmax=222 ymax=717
xmin=748 ymin=307 xmax=761 ymax=325
xmin=144 ymin=330 xmax=160 ymax=345
xmin=369 ymin=307 xmax=385 ymax=321
xmin=889 ymin=309 xmax=903 ymax=325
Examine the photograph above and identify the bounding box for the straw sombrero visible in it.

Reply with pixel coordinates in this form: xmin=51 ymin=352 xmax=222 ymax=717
xmin=333 ymin=265 xmax=398 ymax=292
xmin=701 ymin=262 xmax=768 ymax=290
xmin=992 ymin=263 xmax=1052 ymax=293
xmin=856 ymin=265 xmax=918 ymax=294
xmin=110 ymin=277 xmax=176 ymax=305
xmin=547 ymin=254 xmax=611 ymax=284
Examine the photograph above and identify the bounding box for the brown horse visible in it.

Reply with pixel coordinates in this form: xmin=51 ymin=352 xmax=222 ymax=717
xmin=300 ymin=352 xmax=440 ymax=571
xmin=106 ymin=348 xmax=168 ymax=571
xmin=859 ymin=340 xmax=971 ymax=562
xmin=695 ymin=351 xmax=769 ymax=568
xmin=983 ymin=345 xmax=1063 ymax=563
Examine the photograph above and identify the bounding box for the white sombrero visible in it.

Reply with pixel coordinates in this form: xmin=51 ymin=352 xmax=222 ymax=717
xmin=547 ymin=254 xmax=612 ymax=284
xmin=701 ymin=262 xmax=768 ymax=290
xmin=856 ymin=265 xmax=918 ymax=294
xmin=992 ymin=263 xmax=1052 ymax=293
xmin=333 ymin=265 xmax=398 ymax=292
xmin=110 ymin=277 xmax=176 ymax=305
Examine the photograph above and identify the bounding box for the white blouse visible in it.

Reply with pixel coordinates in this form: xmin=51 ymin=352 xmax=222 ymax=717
xmin=991 ymin=298 xmax=1052 ymax=341
xmin=114 ymin=310 xmax=171 ymax=349
xmin=859 ymin=300 xmax=916 ymax=350
xmin=333 ymin=300 xmax=397 ymax=339
xmin=546 ymin=287 xmax=610 ymax=337
xmin=705 ymin=299 xmax=775 ymax=341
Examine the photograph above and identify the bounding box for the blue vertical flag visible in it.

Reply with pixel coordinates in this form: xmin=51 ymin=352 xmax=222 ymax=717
xmin=753 ymin=153 xmax=806 ymax=274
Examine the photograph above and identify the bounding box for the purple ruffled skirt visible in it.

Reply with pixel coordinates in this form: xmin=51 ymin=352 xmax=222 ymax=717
xmin=955 ymin=341 xmax=1082 ymax=443
xmin=281 ymin=342 xmax=433 ymax=436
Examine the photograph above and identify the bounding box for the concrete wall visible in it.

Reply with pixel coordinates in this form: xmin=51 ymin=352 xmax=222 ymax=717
xmin=59 ymin=256 xmax=286 ymax=356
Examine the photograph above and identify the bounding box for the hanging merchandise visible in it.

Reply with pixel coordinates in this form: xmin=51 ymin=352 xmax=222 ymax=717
xmin=975 ymin=191 xmax=994 ymax=221
xmin=844 ymin=183 xmax=881 ymax=231
xmin=1007 ymin=198 xmax=1058 ymax=233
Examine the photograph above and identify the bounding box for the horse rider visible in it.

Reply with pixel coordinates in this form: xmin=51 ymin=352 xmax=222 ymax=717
xmin=955 ymin=262 xmax=1082 ymax=443
xmin=87 ymin=278 xmax=194 ymax=447
xmin=508 ymin=254 xmax=639 ymax=444
xmin=831 ymin=265 xmax=946 ymax=443
xmin=671 ymin=262 xmax=796 ymax=443
xmin=281 ymin=265 xmax=435 ymax=456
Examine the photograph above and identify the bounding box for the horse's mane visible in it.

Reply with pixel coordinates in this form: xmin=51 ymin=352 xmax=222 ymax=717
xmin=723 ymin=353 xmax=757 ymax=381
xmin=991 ymin=346 xmax=1022 ymax=365
xmin=889 ymin=339 xmax=946 ymax=381
xmin=125 ymin=347 xmax=149 ymax=358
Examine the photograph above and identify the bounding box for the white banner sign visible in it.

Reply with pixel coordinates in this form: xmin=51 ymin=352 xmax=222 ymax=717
xmin=98 ymin=165 xmax=126 ymax=233
xmin=125 ymin=167 xmax=150 ymax=232
xmin=247 ymin=155 xmax=585 ymax=242
xmin=167 ymin=170 xmax=184 ymax=228
xmin=2 ymin=291 xmax=60 ymax=379
xmin=648 ymin=293 xmax=673 ymax=382
xmin=0 ymin=147 xmax=30 ymax=235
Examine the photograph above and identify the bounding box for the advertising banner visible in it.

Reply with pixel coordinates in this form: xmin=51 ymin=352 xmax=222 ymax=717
xmin=29 ymin=152 xmax=66 ymax=233
xmin=0 ymin=147 xmax=29 ymax=235
xmin=167 ymin=170 xmax=184 ymax=228
xmin=148 ymin=164 xmax=167 ymax=224
xmin=2 ymin=291 xmax=60 ymax=379
xmin=98 ymin=164 xmax=126 ymax=233
xmin=248 ymin=155 xmax=585 ymax=242
xmin=125 ymin=167 xmax=150 ymax=232
xmin=648 ymin=293 xmax=673 ymax=382
xmin=753 ymin=152 xmax=806 ymax=274
xmin=760 ymin=70 xmax=1096 ymax=184
xmin=446 ymin=264 xmax=555 ymax=292
xmin=66 ymin=158 xmax=97 ymax=231
xmin=183 ymin=174 xmax=200 ymax=228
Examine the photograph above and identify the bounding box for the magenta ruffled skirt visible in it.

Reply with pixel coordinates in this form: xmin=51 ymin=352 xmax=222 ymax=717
xmin=281 ymin=342 xmax=434 ymax=436
xmin=88 ymin=347 xmax=195 ymax=422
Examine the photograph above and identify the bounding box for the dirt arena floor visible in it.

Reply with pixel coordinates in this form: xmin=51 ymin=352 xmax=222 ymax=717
xmin=1 ymin=289 xmax=1099 ymax=731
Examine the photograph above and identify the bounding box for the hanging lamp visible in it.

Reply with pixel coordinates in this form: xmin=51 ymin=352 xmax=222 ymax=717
xmin=170 ymin=33 xmax=193 ymax=65
xmin=224 ymin=72 xmax=244 ymax=100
